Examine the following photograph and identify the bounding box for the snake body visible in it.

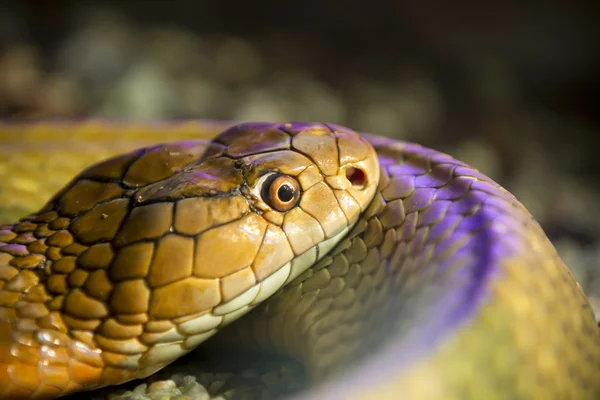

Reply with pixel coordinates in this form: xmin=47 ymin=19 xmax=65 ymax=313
xmin=0 ymin=121 xmax=598 ymax=399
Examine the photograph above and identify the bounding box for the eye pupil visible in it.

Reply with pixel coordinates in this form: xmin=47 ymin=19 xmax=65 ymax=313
xmin=277 ymin=184 xmax=295 ymax=202
xmin=261 ymin=173 xmax=301 ymax=212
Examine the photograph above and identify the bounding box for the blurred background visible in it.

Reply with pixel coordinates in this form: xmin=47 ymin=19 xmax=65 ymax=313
xmin=0 ymin=1 xmax=599 ymax=309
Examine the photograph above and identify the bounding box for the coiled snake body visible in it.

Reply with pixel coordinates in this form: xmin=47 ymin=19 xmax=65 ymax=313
xmin=0 ymin=121 xmax=598 ymax=399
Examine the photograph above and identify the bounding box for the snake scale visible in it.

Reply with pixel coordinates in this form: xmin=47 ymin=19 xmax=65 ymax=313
xmin=0 ymin=121 xmax=598 ymax=400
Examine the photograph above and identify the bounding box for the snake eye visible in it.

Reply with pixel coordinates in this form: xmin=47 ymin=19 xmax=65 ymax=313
xmin=261 ymin=174 xmax=301 ymax=212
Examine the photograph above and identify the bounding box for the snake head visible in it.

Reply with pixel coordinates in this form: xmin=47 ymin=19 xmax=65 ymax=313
xmin=22 ymin=121 xmax=379 ymax=381
xmin=194 ymin=121 xmax=381 ymax=286
xmin=111 ymin=121 xmax=380 ymax=291
xmin=119 ymin=122 xmax=380 ymax=313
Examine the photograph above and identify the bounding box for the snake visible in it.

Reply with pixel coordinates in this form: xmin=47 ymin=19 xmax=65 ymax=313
xmin=0 ymin=120 xmax=598 ymax=400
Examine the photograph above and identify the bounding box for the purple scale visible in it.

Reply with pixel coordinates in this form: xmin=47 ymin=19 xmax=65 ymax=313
xmin=455 ymin=210 xmax=491 ymax=234
xmin=0 ymin=243 xmax=28 ymax=256
xmin=470 ymin=180 xmax=503 ymax=196
xmin=418 ymin=200 xmax=451 ymax=227
xmin=483 ymin=196 xmax=516 ymax=214
xmin=414 ymin=164 xmax=456 ymax=189
xmin=378 ymin=154 xmax=399 ymax=167
xmin=388 ymin=161 xmax=429 ymax=176
xmin=382 ymin=175 xmax=415 ymax=201
xmin=478 ymin=206 xmax=506 ymax=223
xmin=403 ymin=188 xmax=436 ymax=213
xmin=427 ymin=215 xmax=462 ymax=243
xmin=446 ymin=191 xmax=487 ymax=215
xmin=434 ymin=176 xmax=476 ymax=200
xmin=397 ymin=212 xmax=418 ymax=241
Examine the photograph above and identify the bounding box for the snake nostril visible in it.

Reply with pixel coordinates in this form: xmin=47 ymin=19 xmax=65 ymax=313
xmin=346 ymin=167 xmax=367 ymax=189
